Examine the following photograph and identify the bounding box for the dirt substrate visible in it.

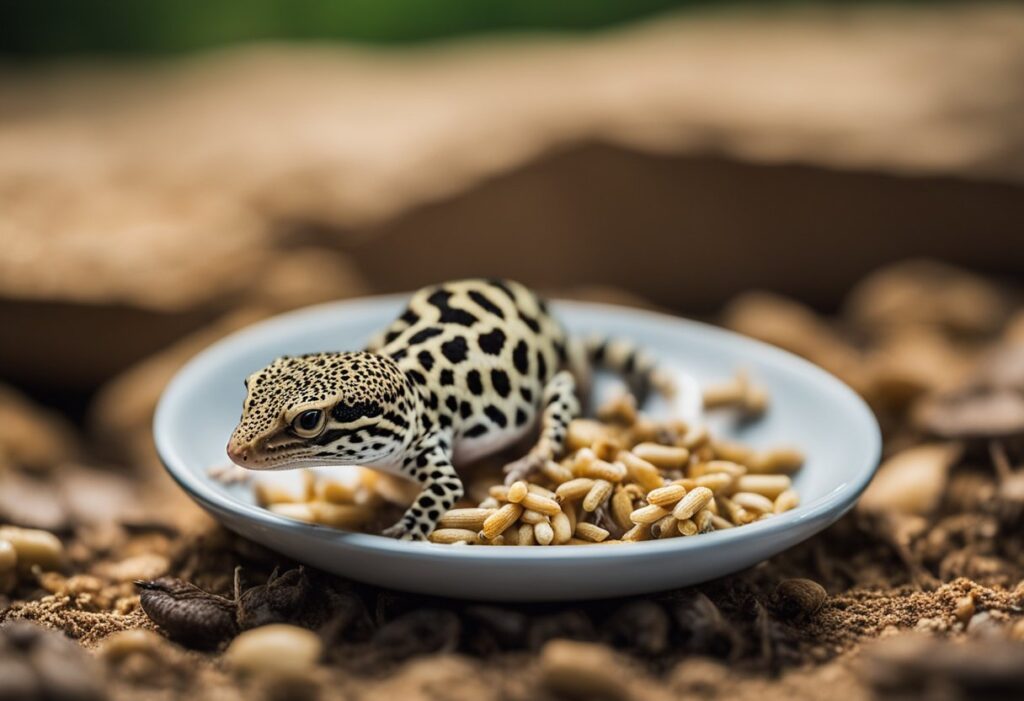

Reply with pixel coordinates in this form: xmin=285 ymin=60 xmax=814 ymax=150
xmin=3 ymin=260 xmax=1024 ymax=701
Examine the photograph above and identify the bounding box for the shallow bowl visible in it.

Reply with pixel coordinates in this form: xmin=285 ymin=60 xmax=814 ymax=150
xmin=155 ymin=296 xmax=879 ymax=601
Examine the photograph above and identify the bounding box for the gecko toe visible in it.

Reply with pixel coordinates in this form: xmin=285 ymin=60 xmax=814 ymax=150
xmin=503 ymin=452 xmax=545 ymax=486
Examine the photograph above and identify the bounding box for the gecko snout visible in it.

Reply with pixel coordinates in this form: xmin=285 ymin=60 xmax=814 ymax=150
xmin=226 ymin=438 xmax=250 ymax=465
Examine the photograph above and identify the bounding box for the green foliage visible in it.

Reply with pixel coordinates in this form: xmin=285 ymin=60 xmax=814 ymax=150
xmin=0 ymin=0 xmax=704 ymax=56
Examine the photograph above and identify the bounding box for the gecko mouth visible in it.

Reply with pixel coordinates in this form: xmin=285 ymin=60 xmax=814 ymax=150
xmin=227 ymin=435 xmax=315 ymax=470
xmin=232 ymin=450 xmax=344 ymax=471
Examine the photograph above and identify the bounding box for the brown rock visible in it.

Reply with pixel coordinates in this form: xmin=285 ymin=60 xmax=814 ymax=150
xmin=0 ymin=621 xmax=106 ymax=701
xmin=722 ymin=291 xmax=866 ymax=392
xmin=223 ymin=624 xmax=323 ymax=679
xmin=973 ymin=342 xmax=1024 ymax=392
xmin=0 ymin=385 xmax=78 ymax=474
xmin=914 ymin=388 xmax=1024 ymax=440
xmin=0 ymin=470 xmax=68 ymax=532
xmin=864 ymin=328 xmax=970 ymax=407
xmin=59 ymin=464 xmax=146 ymax=526
xmin=863 ymin=632 xmax=1024 ymax=699
xmin=844 ymin=259 xmax=1007 ymax=337
xmin=539 ymin=639 xmax=633 ymax=701
xmin=859 ymin=443 xmax=962 ymax=516
xmin=95 ymin=554 xmax=170 ymax=583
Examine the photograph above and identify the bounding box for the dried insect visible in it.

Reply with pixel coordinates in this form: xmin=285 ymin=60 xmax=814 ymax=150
xmin=136 ymin=577 xmax=238 ymax=649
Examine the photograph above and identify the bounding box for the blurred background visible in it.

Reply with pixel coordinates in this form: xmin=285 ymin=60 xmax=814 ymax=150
xmin=2 ymin=3 xmax=1024 ymax=697
xmin=4 ymin=0 xmax=1024 ymax=404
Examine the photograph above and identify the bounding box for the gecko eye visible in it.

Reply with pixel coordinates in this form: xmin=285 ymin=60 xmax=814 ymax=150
xmin=291 ymin=409 xmax=325 ymax=438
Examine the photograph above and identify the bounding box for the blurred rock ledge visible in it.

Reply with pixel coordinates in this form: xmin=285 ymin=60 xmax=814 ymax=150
xmin=3 ymin=3 xmax=1024 ymax=388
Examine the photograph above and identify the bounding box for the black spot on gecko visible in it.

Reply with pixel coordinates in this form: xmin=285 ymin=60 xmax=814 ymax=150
xmin=332 ymin=401 xmax=382 ymax=423
xmin=384 ymin=412 xmax=407 ymax=429
xmin=464 ymin=423 xmax=489 ymax=438
xmin=519 ymin=311 xmax=541 ymax=333
xmin=520 ymin=387 xmax=533 ymax=402
xmin=515 ymin=408 xmax=529 ymax=426
xmin=484 ymin=405 xmax=507 ymax=428
xmin=408 ymin=327 xmax=443 ymax=345
xmin=466 ymin=370 xmax=484 ymax=396
xmin=383 ymin=329 xmax=402 ymax=344
xmin=400 ymin=308 xmax=420 ymax=325
xmin=536 ymin=350 xmax=548 ymax=379
xmin=445 ymin=395 xmax=458 ymax=413
xmin=406 ymin=369 xmax=427 ymax=386
xmin=460 ymin=401 xmax=473 ymax=419
xmin=490 ymin=369 xmax=511 ymax=398
xmin=478 ymin=328 xmax=506 ymax=355
xmin=512 ymin=340 xmax=529 ymax=374
xmin=468 ymin=289 xmax=505 ymax=319
xmin=417 ymin=350 xmax=435 ymax=372
xmin=439 ymin=368 xmax=454 ymax=385
xmin=427 ymin=289 xmax=478 ymax=326
xmin=487 ymin=279 xmax=517 ymax=302
xmin=441 ymin=337 xmax=469 ymax=364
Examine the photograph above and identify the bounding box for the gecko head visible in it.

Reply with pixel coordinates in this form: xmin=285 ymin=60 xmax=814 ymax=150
xmin=227 ymin=351 xmax=413 ymax=470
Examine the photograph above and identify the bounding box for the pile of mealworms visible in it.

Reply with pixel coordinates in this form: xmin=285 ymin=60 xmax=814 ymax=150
xmin=252 ymin=376 xmax=804 ymax=545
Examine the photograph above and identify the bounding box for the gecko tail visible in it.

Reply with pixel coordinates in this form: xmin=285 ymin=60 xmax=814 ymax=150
xmin=580 ymin=334 xmax=675 ymax=405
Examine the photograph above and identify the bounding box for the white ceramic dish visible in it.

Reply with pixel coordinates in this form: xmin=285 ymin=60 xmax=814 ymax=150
xmin=154 ymin=295 xmax=880 ymax=601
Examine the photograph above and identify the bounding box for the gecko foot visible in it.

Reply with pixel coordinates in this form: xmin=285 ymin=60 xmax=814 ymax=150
xmin=381 ymin=521 xmax=425 ymax=541
xmin=503 ymin=452 xmax=546 ymax=486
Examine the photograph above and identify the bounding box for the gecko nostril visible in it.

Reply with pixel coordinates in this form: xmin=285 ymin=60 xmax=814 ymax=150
xmin=226 ymin=440 xmax=250 ymax=465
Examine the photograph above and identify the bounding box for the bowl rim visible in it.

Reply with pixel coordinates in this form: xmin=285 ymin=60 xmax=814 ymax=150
xmin=154 ymin=294 xmax=881 ymax=563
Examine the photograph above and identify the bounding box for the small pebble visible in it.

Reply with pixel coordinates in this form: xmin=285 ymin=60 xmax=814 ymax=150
xmin=224 ymin=624 xmax=323 ymax=678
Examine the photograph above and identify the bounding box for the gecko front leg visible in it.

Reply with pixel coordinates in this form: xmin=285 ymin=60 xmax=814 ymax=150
xmin=504 ymin=370 xmax=580 ymax=485
xmin=383 ymin=435 xmax=464 ymax=541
